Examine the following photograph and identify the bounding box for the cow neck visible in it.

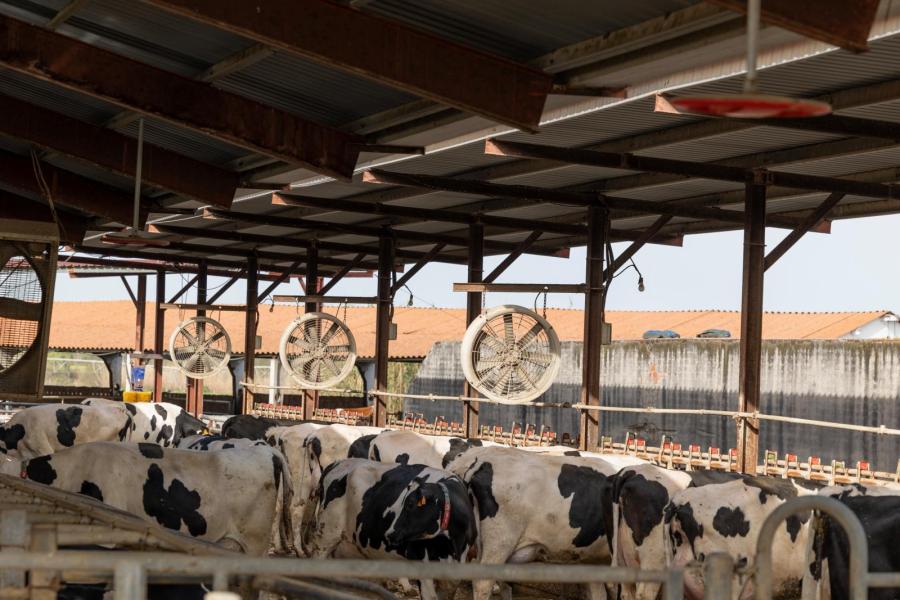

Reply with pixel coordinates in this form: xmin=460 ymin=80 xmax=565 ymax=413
xmin=438 ymin=482 xmax=452 ymax=531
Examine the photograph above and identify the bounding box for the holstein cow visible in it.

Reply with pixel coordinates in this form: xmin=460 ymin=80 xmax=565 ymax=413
xmin=220 ymin=414 xmax=281 ymax=440
xmin=0 ymin=404 xmax=131 ymax=459
xmin=82 ymin=399 xmax=207 ymax=447
xmin=802 ymin=483 xmax=900 ymax=600
xmin=609 ymin=465 xmax=739 ymax=600
xmin=307 ymin=458 xmax=477 ymax=600
xmin=446 ymin=445 xmax=639 ymax=600
xmin=176 ymin=434 xmax=269 ymax=451
xmin=15 ymin=442 xmax=293 ymax=556
xmin=368 ymin=429 xmax=501 ymax=469
xmin=666 ymin=475 xmax=822 ymax=600
xmin=293 ymin=426 xmax=387 ymax=539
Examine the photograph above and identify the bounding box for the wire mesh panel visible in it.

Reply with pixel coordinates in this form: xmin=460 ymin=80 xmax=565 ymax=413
xmin=279 ymin=312 xmax=357 ymax=389
xmin=169 ymin=316 xmax=232 ymax=379
xmin=0 ymin=221 xmax=58 ymax=402
xmin=461 ymin=305 xmax=561 ymax=404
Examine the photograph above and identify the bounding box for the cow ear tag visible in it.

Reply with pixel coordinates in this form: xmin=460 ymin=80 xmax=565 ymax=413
xmin=417 ymin=496 xmax=427 ymax=507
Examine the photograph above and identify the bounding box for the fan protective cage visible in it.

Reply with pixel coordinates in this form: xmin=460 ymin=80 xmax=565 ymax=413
xmin=461 ymin=304 xmax=561 ymax=404
xmin=279 ymin=312 xmax=357 ymax=390
xmin=168 ymin=316 xmax=232 ymax=379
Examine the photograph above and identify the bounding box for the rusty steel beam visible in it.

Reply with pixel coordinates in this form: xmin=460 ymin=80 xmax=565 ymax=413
xmin=242 ymin=254 xmax=259 ymax=414
xmin=603 ymin=215 xmax=672 ymax=279
xmin=374 ymin=234 xmax=394 ymax=428
xmin=463 ymin=224 xmax=483 ymax=439
xmin=707 ymin=0 xmax=878 ymax=52
xmin=736 ymin=183 xmax=766 ymax=475
xmin=0 ymin=192 xmax=88 ymax=244
xmin=148 ymin=223 xmax=468 ymax=265
xmin=153 ymin=269 xmax=165 ymax=402
xmin=0 ymin=94 xmax=237 ymax=207
xmin=391 ymin=243 xmax=446 ymax=295
xmin=580 ymin=206 xmax=607 ymax=451
xmin=203 ymin=207 xmax=568 ymax=258
xmin=0 ymin=15 xmax=361 ymax=180
xmin=484 ymin=139 xmax=900 ymax=200
xmin=482 ymin=231 xmax=543 ymax=284
xmin=0 ymin=150 xmax=144 ymax=225
xmin=318 ymin=252 xmax=367 ymax=296
xmin=155 ymin=240 xmax=381 ymax=270
xmin=273 ymin=192 xmax=586 ymax=236
xmin=60 ymin=254 xmax=283 ymax=280
xmin=764 ymin=192 xmax=845 ymax=271
xmin=142 ymin=0 xmax=552 ymax=132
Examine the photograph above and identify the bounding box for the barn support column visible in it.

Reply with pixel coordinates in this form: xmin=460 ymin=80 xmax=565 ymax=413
xmin=152 ymin=270 xmax=165 ymax=403
xmin=374 ymin=233 xmax=394 ymax=427
xmin=580 ymin=206 xmax=608 ymax=451
xmin=303 ymin=241 xmax=320 ymax=421
xmin=737 ymin=182 xmax=767 ymax=474
xmin=133 ymin=275 xmax=147 ymax=358
xmin=186 ymin=261 xmax=207 ymax=417
xmin=463 ymin=223 xmax=484 ymax=439
xmin=242 ymin=254 xmax=259 ymax=415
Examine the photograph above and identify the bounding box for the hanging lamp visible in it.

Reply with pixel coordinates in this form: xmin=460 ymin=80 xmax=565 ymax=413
xmin=670 ymin=0 xmax=831 ymax=119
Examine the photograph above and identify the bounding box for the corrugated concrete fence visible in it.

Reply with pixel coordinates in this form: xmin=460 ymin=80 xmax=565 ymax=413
xmin=406 ymin=340 xmax=900 ymax=471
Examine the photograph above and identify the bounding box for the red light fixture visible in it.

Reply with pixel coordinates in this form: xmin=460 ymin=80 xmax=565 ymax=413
xmin=669 ymin=0 xmax=831 ymax=119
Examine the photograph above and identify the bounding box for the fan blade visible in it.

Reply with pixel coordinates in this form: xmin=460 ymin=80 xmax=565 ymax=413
xmin=522 ymin=351 xmax=553 ymax=367
xmin=479 ymin=334 xmax=506 ymax=355
xmin=290 ymin=355 xmax=315 ymax=375
xmin=318 ymin=322 xmax=341 ymax=347
xmin=502 ymin=313 xmax=514 ymax=344
xmin=324 ymin=344 xmax=352 ymax=356
xmin=183 ymin=352 xmax=202 ymax=373
xmin=205 ymin=348 xmax=226 ymax=361
xmin=321 ymin=356 xmax=342 ymax=378
xmin=517 ymin=322 xmax=544 ymax=349
xmin=515 ymin=365 xmax=538 ymax=390
xmin=287 ymin=334 xmax=313 ymax=351
xmin=179 ymin=328 xmax=199 ymax=347
xmin=304 ymin=319 xmax=321 ymax=344
xmin=0 ymin=298 xmax=42 ymax=321
xmin=207 ymin=329 xmax=226 ymax=344
xmin=491 ymin=365 xmax=514 ymax=396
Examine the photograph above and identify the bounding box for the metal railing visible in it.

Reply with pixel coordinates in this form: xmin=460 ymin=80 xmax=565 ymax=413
xmin=0 ymin=551 xmax=686 ymax=600
xmin=754 ymin=495 xmax=900 ymax=600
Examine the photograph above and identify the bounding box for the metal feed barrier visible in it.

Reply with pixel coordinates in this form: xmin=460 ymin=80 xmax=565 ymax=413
xmin=3 ymin=495 xmax=899 ymax=599
xmin=0 ymin=552 xmax=686 ymax=600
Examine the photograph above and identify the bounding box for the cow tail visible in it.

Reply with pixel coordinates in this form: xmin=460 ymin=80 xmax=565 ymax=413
xmin=273 ymin=450 xmax=296 ymax=556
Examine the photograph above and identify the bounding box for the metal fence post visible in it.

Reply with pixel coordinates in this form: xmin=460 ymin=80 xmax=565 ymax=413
xmin=114 ymin=561 xmax=146 ymax=600
xmin=703 ymin=553 xmax=733 ymax=600
xmin=663 ymin=568 xmax=685 ymax=600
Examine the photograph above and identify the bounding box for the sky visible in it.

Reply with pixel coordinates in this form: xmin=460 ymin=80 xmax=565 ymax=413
xmin=55 ymin=214 xmax=900 ymax=312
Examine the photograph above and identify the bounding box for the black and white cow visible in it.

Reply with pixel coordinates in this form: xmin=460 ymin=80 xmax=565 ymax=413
xmin=307 ymin=458 xmax=477 ymax=600
xmin=802 ymin=483 xmax=900 ymax=600
xmin=666 ymin=475 xmax=821 ymax=600
xmin=609 ymin=466 xmax=739 ymax=600
xmin=446 ymin=445 xmax=634 ymax=600
xmin=14 ymin=441 xmax=293 ymax=556
xmin=220 ymin=414 xmax=281 ymax=440
xmin=0 ymin=404 xmax=131 ymax=458
xmin=82 ymin=399 xmax=207 ymax=447
xmin=368 ymin=430 xmax=501 ymax=469
xmin=175 ymin=434 xmax=268 ymax=451
xmin=291 ymin=425 xmax=387 ymax=549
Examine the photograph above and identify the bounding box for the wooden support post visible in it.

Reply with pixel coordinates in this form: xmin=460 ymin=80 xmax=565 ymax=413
xmin=186 ymin=261 xmax=207 ymax=417
xmin=153 ymin=270 xmax=165 ymax=403
xmin=374 ymin=234 xmax=394 ymax=427
xmin=737 ymin=183 xmax=766 ymax=474
xmin=243 ymin=255 xmax=259 ymax=415
xmin=580 ymin=206 xmax=608 ymax=451
xmin=303 ymin=242 xmax=320 ymax=421
xmin=133 ymin=274 xmax=147 ymax=365
xmin=463 ymin=223 xmax=484 ymax=439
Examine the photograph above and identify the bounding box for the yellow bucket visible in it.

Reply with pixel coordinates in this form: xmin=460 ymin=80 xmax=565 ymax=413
xmin=123 ymin=391 xmax=153 ymax=403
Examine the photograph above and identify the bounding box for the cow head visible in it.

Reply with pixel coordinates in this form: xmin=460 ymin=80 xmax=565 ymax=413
xmin=385 ymin=477 xmax=456 ymax=546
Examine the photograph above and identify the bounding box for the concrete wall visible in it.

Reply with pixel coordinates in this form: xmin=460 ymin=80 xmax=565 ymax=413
xmin=406 ymin=340 xmax=900 ymax=471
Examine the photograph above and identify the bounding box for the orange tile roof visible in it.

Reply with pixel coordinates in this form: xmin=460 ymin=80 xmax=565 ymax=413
xmin=48 ymin=302 xmax=892 ymax=359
